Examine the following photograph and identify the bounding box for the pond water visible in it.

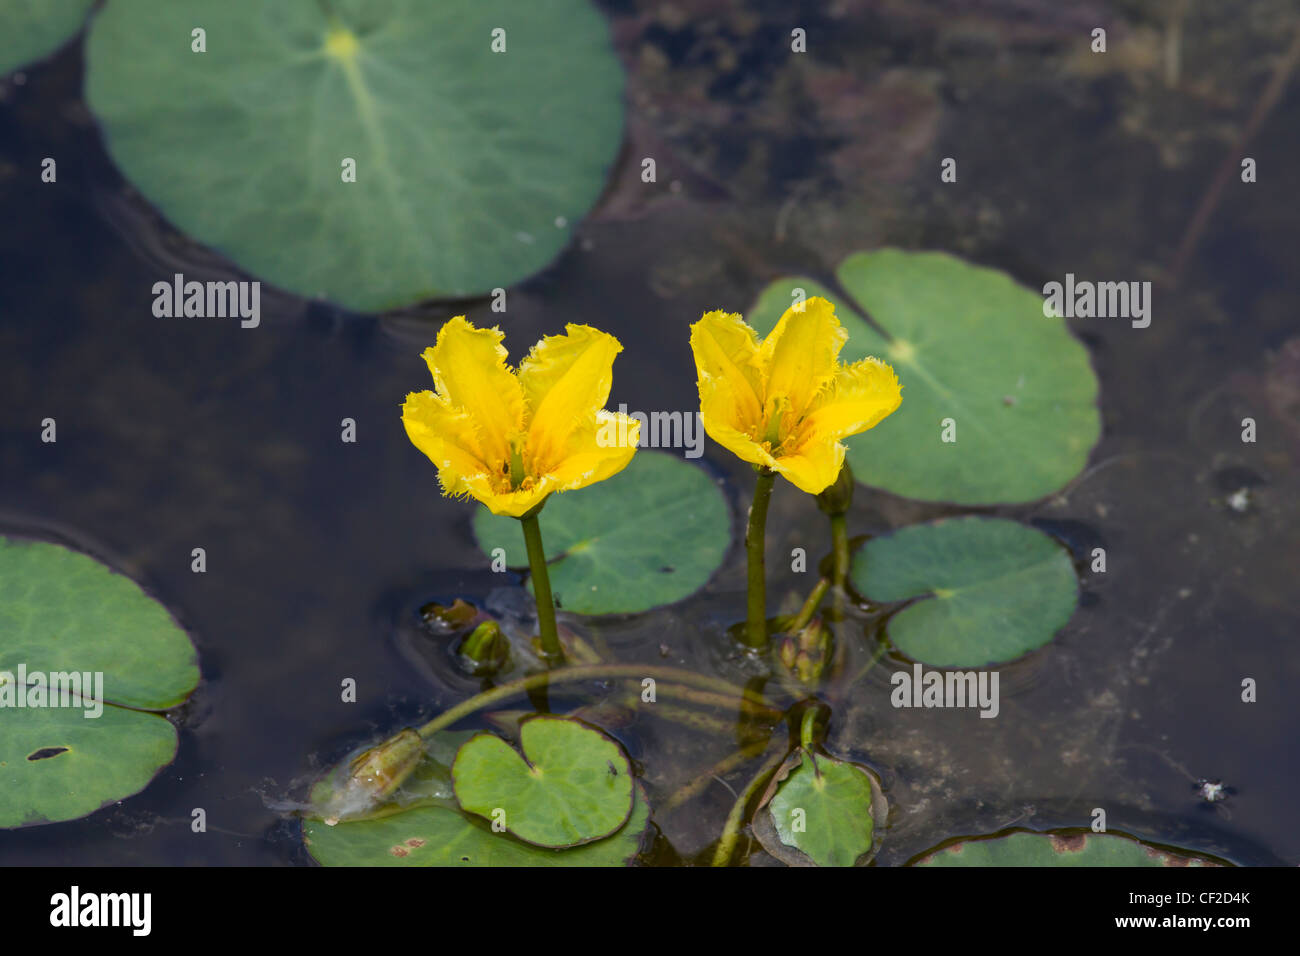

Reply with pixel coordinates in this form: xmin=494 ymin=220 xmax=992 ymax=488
xmin=1 ymin=0 xmax=1297 ymax=865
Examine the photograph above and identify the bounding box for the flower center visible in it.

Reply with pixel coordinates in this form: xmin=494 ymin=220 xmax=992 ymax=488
xmin=508 ymin=442 xmax=528 ymax=489
xmin=761 ymin=396 xmax=790 ymax=454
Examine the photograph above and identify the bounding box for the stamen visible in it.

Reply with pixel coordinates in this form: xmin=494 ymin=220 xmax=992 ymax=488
xmin=762 ymin=396 xmax=789 ymax=451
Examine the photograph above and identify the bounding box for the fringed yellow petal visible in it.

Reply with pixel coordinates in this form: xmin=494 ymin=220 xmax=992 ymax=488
xmin=545 ymin=411 xmax=640 ymax=492
xmin=698 ymin=360 xmax=761 ymax=436
xmin=401 ymin=390 xmax=496 ymax=497
xmin=689 ymin=311 xmax=765 ymax=433
xmin=758 ymin=297 xmax=847 ymax=419
xmin=700 ymin=409 xmax=778 ymax=471
xmin=770 ymin=438 xmax=846 ymax=495
xmin=471 ymin=482 xmax=553 ymax=519
xmin=799 ymin=356 xmax=902 ymax=443
xmin=426 ymin=317 xmax=524 ymax=468
xmin=518 ymin=324 xmax=623 ymax=473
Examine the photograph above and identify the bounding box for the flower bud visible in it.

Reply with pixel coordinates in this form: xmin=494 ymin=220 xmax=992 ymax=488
xmin=344 ymin=728 xmax=425 ymax=802
xmin=779 ymin=618 xmax=834 ymax=686
xmin=459 ymin=620 xmax=510 ymax=675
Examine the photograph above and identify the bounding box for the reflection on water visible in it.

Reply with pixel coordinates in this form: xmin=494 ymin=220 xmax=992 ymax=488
xmin=1 ymin=0 xmax=1297 ymax=865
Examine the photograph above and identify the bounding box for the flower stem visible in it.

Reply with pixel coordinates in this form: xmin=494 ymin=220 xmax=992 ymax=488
xmin=789 ymin=577 xmax=830 ymax=634
xmin=798 ymin=705 xmax=819 ymax=750
xmin=830 ymin=513 xmax=849 ymax=591
xmin=829 ymin=511 xmax=850 ymax=620
xmin=745 ymin=468 xmax=776 ymax=650
xmin=519 ymin=511 xmax=563 ymax=664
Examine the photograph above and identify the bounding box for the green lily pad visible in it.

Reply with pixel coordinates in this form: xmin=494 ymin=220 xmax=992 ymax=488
xmin=473 ymin=452 xmax=731 ymax=615
xmin=303 ymin=782 xmax=649 ymax=867
xmin=754 ymin=748 xmax=886 ymax=867
xmin=0 ymin=537 xmax=200 ymax=710
xmin=0 ymin=702 xmax=178 ymax=828
xmin=0 ymin=537 xmax=199 ymax=828
xmin=748 ymin=249 xmax=1100 ymax=504
xmin=0 ymin=0 xmax=94 ymax=76
xmin=84 ymin=0 xmax=625 ymax=312
xmin=452 ymin=716 xmax=633 ymax=847
xmin=913 ymin=830 xmax=1226 ymax=867
xmin=852 ymin=516 xmax=1078 ymax=667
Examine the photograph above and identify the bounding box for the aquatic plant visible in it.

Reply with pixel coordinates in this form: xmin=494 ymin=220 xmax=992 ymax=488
xmin=297 ymin=251 xmax=1108 ymax=868
xmin=689 ymin=298 xmax=901 ymax=650
xmin=402 ymin=318 xmax=639 ymax=662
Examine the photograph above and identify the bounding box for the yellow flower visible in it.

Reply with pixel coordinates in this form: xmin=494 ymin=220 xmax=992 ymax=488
xmin=689 ymin=297 xmax=902 ymax=494
xmin=402 ymin=317 xmax=640 ymax=518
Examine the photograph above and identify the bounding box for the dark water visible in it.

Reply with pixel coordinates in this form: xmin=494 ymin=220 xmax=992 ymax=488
xmin=2 ymin=0 xmax=1297 ymax=865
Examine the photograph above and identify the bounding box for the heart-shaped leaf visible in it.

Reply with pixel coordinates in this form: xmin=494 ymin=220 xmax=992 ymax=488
xmin=0 ymin=536 xmax=199 ymax=828
xmin=754 ymin=748 xmax=886 ymax=867
xmin=303 ymin=782 xmax=649 ymax=867
xmin=747 ymin=250 xmax=1101 ymax=504
xmin=84 ymin=0 xmax=625 ymax=311
xmin=852 ymin=516 xmax=1078 ymax=667
xmin=451 ymin=716 xmax=633 ymax=848
xmin=473 ymin=451 xmax=731 ymax=615
xmin=912 ymin=830 xmax=1226 ymax=866
xmin=0 ymin=0 xmax=93 ymax=76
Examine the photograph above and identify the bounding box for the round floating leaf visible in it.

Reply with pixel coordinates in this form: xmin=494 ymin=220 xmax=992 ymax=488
xmin=452 ymin=716 xmax=632 ymax=847
xmin=852 ymin=516 xmax=1078 ymax=667
xmin=0 ymin=537 xmax=200 ymax=710
xmin=0 ymin=0 xmax=94 ymax=76
xmin=0 ymin=537 xmax=198 ymax=828
xmin=913 ymin=830 xmax=1225 ymax=867
xmin=748 ymin=250 xmax=1101 ymax=504
xmin=473 ymin=452 xmax=730 ymax=615
xmin=84 ymin=0 xmax=625 ymax=311
xmin=0 ymin=701 xmax=177 ymax=828
xmin=754 ymin=749 xmax=886 ymax=867
xmin=303 ymin=782 xmax=649 ymax=867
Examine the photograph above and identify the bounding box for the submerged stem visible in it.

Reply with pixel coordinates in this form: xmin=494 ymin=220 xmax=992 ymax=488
xmin=662 ymin=739 xmax=778 ymax=813
xmin=415 ymin=664 xmax=779 ymax=739
xmin=623 ymin=680 xmax=773 ymax=716
xmin=745 ymin=468 xmax=776 ymax=650
xmin=711 ymin=747 xmax=787 ymax=867
xmin=519 ymin=510 xmax=563 ymax=664
xmin=847 ymin=639 xmax=890 ymax=688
